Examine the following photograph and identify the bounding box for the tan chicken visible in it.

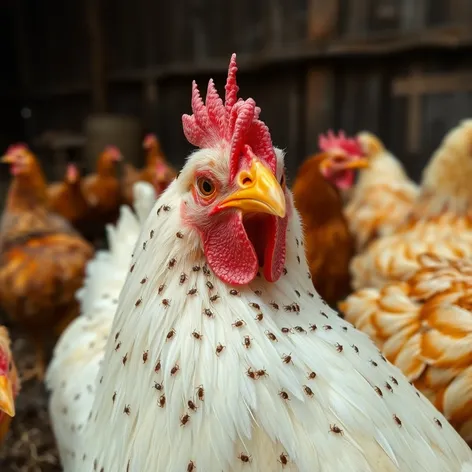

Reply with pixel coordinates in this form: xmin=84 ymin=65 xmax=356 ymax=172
xmin=341 ymin=253 xmax=472 ymax=445
xmin=345 ymin=132 xmax=419 ymax=251
xmin=47 ymin=163 xmax=90 ymax=231
xmin=0 ymin=144 xmax=94 ymax=380
xmin=122 ymin=134 xmax=176 ymax=206
xmin=351 ymin=120 xmax=472 ymax=290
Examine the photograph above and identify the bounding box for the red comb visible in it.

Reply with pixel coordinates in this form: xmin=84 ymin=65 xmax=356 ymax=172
xmin=6 ymin=143 xmax=29 ymax=155
xmin=182 ymin=53 xmax=276 ymax=181
xmin=318 ymin=130 xmax=363 ymax=157
xmin=144 ymin=133 xmax=157 ymax=143
xmin=66 ymin=163 xmax=79 ymax=178
xmin=104 ymin=145 xmax=120 ymax=156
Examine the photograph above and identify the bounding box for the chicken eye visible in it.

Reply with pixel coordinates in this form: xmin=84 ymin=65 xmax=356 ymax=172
xmin=196 ymin=177 xmax=215 ymax=197
xmin=8 ymin=361 xmax=12 ymax=372
xmin=332 ymin=154 xmax=345 ymax=162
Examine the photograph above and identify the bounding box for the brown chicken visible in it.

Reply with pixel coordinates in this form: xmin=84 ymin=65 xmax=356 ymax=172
xmin=341 ymin=253 xmax=472 ymax=445
xmin=292 ymin=131 xmax=368 ymax=306
xmin=0 ymin=326 xmax=19 ymax=445
xmin=82 ymin=145 xmax=122 ymax=225
xmin=122 ymin=134 xmax=176 ymax=206
xmin=0 ymin=144 xmax=94 ymax=380
xmin=47 ymin=163 xmax=90 ymax=231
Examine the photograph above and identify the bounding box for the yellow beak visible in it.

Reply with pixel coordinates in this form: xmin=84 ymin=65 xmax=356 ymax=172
xmin=0 ymin=375 xmax=15 ymax=417
xmin=1 ymin=155 xmax=13 ymax=164
xmin=319 ymin=155 xmax=369 ymax=174
xmin=218 ymin=159 xmax=286 ymax=218
xmin=342 ymin=157 xmax=369 ymax=170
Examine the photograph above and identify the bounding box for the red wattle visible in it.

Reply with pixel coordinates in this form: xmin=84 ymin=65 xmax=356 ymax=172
xmin=334 ymin=169 xmax=355 ymax=190
xmin=203 ymin=212 xmax=258 ymax=285
xmin=263 ymin=214 xmax=287 ymax=282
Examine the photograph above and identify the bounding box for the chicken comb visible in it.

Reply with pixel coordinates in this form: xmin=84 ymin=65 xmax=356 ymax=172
xmin=143 ymin=133 xmax=157 ymax=145
xmin=5 ymin=143 xmax=29 ymax=155
xmin=318 ymin=130 xmax=364 ymax=157
xmin=66 ymin=163 xmax=79 ymax=181
xmin=182 ymin=53 xmax=276 ymax=181
xmin=104 ymin=145 xmax=121 ymax=157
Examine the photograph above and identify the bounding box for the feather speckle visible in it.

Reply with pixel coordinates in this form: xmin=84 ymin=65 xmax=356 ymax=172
xmin=55 ymin=148 xmax=472 ymax=471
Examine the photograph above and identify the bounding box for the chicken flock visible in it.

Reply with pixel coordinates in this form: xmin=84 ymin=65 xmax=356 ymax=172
xmin=0 ymin=54 xmax=470 ymax=471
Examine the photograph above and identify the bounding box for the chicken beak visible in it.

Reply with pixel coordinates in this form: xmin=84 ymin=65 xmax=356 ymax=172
xmin=320 ymin=155 xmax=369 ymax=174
xmin=0 ymin=375 xmax=15 ymax=417
xmin=218 ymin=159 xmax=286 ymax=218
xmin=342 ymin=157 xmax=369 ymax=170
xmin=1 ymin=154 xmax=13 ymax=164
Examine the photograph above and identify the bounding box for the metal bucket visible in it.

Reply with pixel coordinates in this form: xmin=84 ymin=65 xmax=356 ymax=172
xmin=83 ymin=114 xmax=142 ymax=171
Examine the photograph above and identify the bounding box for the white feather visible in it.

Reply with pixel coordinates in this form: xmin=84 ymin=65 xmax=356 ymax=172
xmin=46 ymin=182 xmax=156 ymax=470
xmin=53 ymin=148 xmax=472 ymax=472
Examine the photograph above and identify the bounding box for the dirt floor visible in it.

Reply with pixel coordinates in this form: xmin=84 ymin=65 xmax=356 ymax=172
xmin=0 ymin=325 xmax=61 ymax=471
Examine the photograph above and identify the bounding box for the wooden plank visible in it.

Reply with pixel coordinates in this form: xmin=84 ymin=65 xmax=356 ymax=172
xmin=393 ymin=71 xmax=472 ymax=95
xmin=307 ymin=0 xmax=339 ymax=40
xmin=304 ymin=0 xmax=338 ymax=156
xmin=12 ymin=0 xmax=31 ymax=94
xmin=142 ymin=0 xmax=156 ymax=66
xmin=304 ymin=67 xmax=334 ymax=155
xmin=191 ymin=0 xmax=207 ymax=61
xmin=230 ymin=0 xmax=265 ymax=54
xmin=401 ymin=0 xmax=426 ymax=31
xmin=393 ymin=67 xmax=472 ymax=157
xmin=427 ymin=0 xmax=451 ymax=26
xmin=85 ymin=0 xmax=107 ymax=112
xmin=360 ymin=70 xmax=385 ymax=134
xmin=450 ymin=0 xmax=472 ymax=24
xmin=29 ymin=24 xmax=472 ymax=100
xmin=368 ymin=0 xmax=402 ymax=32
xmin=337 ymin=69 xmax=365 ymax=133
xmin=141 ymin=0 xmax=159 ymax=129
xmin=266 ymin=0 xmax=283 ymax=49
xmin=392 ymin=67 xmax=423 ymax=153
xmin=345 ymin=0 xmax=368 ymax=36
xmin=287 ymin=76 xmax=301 ymax=170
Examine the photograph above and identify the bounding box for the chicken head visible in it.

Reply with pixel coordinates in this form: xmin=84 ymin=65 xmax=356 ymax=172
xmin=318 ymin=130 xmax=368 ymax=190
xmin=1 ymin=143 xmax=39 ymax=177
xmin=178 ymin=54 xmax=290 ymax=286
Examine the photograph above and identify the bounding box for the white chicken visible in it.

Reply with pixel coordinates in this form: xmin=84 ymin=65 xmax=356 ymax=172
xmin=344 ymin=132 xmax=419 ymax=251
xmin=46 ymin=182 xmax=156 ymax=470
xmin=51 ymin=54 xmax=472 ymax=472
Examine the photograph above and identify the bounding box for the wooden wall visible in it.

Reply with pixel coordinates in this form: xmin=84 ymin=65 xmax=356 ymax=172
xmin=4 ymin=0 xmax=472 ymax=185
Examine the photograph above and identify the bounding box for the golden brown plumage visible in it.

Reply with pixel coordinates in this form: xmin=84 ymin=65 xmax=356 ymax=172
xmin=341 ymin=253 xmax=472 ymax=445
xmin=81 ymin=146 xmax=122 ymax=225
xmin=0 ymin=144 xmax=93 ymax=380
xmin=47 ymin=163 xmax=90 ymax=231
xmin=292 ymin=139 xmax=368 ymax=306
xmin=122 ymin=134 xmax=176 ymax=206
xmin=351 ymin=120 xmax=472 ymax=290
